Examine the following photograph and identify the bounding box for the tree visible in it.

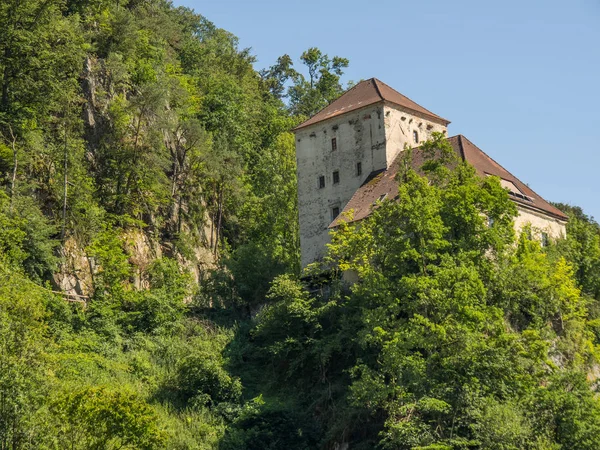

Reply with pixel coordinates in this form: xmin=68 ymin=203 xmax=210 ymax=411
xmin=50 ymin=386 xmax=166 ymax=449
xmin=0 ymin=264 xmax=52 ymax=448
xmin=550 ymin=203 xmax=600 ymax=301
xmin=262 ymin=47 xmax=349 ymax=118
xmin=249 ymin=136 xmax=599 ymax=449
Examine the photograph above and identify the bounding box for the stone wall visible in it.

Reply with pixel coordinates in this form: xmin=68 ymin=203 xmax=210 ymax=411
xmin=295 ymin=104 xmax=387 ymax=268
xmin=514 ymin=206 xmax=567 ymax=241
xmin=383 ymin=104 xmax=448 ymax=166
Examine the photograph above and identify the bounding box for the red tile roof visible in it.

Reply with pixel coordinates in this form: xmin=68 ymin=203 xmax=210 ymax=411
xmin=330 ymin=135 xmax=567 ymax=227
xmin=293 ymin=78 xmax=450 ymax=131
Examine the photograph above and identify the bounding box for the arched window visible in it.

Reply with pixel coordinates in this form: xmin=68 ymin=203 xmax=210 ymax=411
xmin=413 ymin=130 xmax=419 ymax=144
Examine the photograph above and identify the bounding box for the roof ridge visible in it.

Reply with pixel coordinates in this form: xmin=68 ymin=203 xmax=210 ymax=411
xmin=372 ymin=78 xmax=385 ymax=101
xmin=457 ymin=135 xmax=466 ymax=161
xmin=294 ymin=77 xmax=449 ymax=131
xmin=292 ymin=78 xmax=377 ymax=131
xmin=373 ymin=79 xmax=449 ymax=123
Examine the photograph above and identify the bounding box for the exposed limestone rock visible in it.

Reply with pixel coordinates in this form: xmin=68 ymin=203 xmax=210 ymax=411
xmin=53 ymin=225 xmax=217 ymax=300
xmin=122 ymin=229 xmax=161 ymax=291
xmin=53 ymin=237 xmax=95 ymax=297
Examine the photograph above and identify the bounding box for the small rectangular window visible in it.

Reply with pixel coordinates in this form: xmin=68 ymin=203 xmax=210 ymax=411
xmin=331 ymin=206 xmax=340 ymax=221
xmin=318 ymin=175 xmax=325 ymax=189
xmin=541 ymin=232 xmax=549 ymax=247
xmin=356 ymin=162 xmax=362 ymax=176
xmin=331 ymin=138 xmax=337 ymax=151
xmin=333 ymin=170 xmax=340 ymax=184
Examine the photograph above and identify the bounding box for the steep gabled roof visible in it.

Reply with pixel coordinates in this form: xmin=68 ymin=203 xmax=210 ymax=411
xmin=330 ymin=135 xmax=567 ymax=228
xmin=293 ymin=78 xmax=450 ymax=131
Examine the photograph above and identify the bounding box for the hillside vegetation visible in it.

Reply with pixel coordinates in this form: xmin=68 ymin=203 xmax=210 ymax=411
xmin=1 ymin=0 xmax=600 ymax=449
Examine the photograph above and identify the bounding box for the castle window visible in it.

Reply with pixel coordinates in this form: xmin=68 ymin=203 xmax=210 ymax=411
xmin=413 ymin=130 xmax=419 ymax=144
xmin=318 ymin=175 xmax=325 ymax=189
xmin=331 ymin=206 xmax=340 ymax=221
xmin=541 ymin=232 xmax=549 ymax=248
xmin=331 ymin=138 xmax=337 ymax=151
xmin=356 ymin=162 xmax=362 ymax=176
xmin=333 ymin=170 xmax=340 ymax=184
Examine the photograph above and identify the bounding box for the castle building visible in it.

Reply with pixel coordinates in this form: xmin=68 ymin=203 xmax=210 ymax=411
xmin=293 ymin=78 xmax=567 ymax=268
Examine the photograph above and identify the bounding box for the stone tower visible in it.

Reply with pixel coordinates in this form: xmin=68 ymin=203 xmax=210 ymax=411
xmin=293 ymin=78 xmax=450 ymax=268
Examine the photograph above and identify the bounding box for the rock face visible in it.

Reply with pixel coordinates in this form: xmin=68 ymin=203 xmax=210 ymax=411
xmin=122 ymin=229 xmax=162 ymax=291
xmin=53 ymin=237 xmax=95 ymax=297
xmin=53 ymin=228 xmax=217 ymax=299
xmin=51 ymin=57 xmax=219 ymax=299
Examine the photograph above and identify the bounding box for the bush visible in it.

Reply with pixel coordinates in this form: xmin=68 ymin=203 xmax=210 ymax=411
xmin=176 ymin=354 xmax=242 ymax=407
xmin=50 ymin=386 xmax=166 ymax=449
xmin=220 ymin=398 xmax=318 ymax=450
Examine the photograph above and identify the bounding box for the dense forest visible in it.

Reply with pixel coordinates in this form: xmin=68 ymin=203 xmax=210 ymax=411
xmin=1 ymin=0 xmax=600 ymax=448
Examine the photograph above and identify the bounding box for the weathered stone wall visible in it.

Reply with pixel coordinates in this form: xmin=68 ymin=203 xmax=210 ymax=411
xmin=295 ymin=104 xmax=387 ymax=268
xmin=514 ymin=206 xmax=567 ymax=241
xmin=383 ymin=104 xmax=448 ymax=166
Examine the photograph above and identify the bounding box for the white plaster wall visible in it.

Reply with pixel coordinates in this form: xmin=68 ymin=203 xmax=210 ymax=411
xmin=383 ymin=104 xmax=448 ymax=166
xmin=514 ymin=206 xmax=567 ymax=241
xmin=295 ymin=104 xmax=386 ymax=268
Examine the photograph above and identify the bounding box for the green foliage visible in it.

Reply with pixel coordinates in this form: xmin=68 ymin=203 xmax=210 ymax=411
xmin=0 ymin=0 xmax=313 ymax=447
xmin=50 ymin=386 xmax=167 ymax=449
xmin=0 ymin=191 xmax=57 ymax=279
xmin=87 ymin=228 xmax=131 ymax=301
xmin=176 ymin=354 xmax=242 ymax=407
xmin=125 ymin=258 xmax=191 ymax=332
xmin=221 ymin=397 xmax=318 ymax=450
xmin=0 ymin=264 xmax=51 ymax=448
xmin=1 ymin=0 xmax=599 ymax=448
xmin=468 ymin=397 xmax=532 ymax=450
xmin=529 ymin=372 xmax=600 ymax=450
xmin=287 ymin=47 xmax=349 ymax=117
xmin=245 ymin=136 xmax=600 ymax=449
xmin=551 ymin=203 xmax=600 ymax=301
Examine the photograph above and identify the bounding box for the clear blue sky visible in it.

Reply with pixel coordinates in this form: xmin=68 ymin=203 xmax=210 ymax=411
xmin=175 ymin=0 xmax=600 ymax=221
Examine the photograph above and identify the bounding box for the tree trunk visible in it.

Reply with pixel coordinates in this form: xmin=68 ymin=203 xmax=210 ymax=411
xmin=8 ymin=125 xmax=17 ymax=211
xmin=214 ymin=182 xmax=224 ymax=256
xmin=1 ymin=47 xmax=11 ymax=113
xmin=61 ymin=126 xmax=68 ymax=239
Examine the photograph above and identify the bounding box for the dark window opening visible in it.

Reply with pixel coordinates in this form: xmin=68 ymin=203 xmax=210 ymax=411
xmin=331 ymin=206 xmax=340 ymax=221
xmin=331 ymin=137 xmax=337 ymax=151
xmin=507 ymin=191 xmax=534 ymax=203
xmin=541 ymin=232 xmax=549 ymax=248
xmin=356 ymin=162 xmax=362 ymax=176
xmin=318 ymin=175 xmax=325 ymax=189
xmin=333 ymin=171 xmax=340 ymax=184
xmin=413 ymin=130 xmax=419 ymax=144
